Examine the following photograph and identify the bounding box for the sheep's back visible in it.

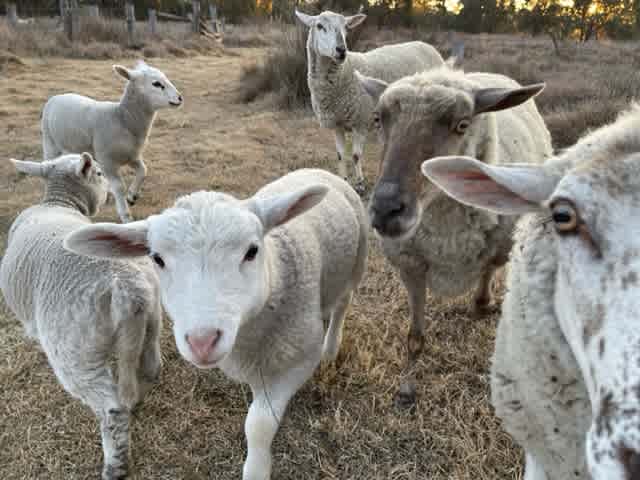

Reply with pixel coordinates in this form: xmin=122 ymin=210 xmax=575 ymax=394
xmin=0 ymin=205 xmax=156 ymax=341
xmin=351 ymin=42 xmax=445 ymax=83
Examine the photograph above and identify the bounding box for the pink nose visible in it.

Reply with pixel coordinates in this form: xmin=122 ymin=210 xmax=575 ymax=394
xmin=185 ymin=329 xmax=221 ymax=364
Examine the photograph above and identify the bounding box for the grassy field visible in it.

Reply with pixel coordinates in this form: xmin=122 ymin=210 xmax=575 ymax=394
xmin=0 ymin=22 xmax=638 ymax=480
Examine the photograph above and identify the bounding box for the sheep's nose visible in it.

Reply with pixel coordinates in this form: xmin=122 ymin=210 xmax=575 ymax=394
xmin=178 ymin=94 xmax=183 ymax=103
xmin=336 ymin=46 xmax=346 ymax=58
xmin=186 ymin=329 xmax=221 ymax=364
xmin=620 ymin=446 xmax=640 ymax=479
xmin=370 ymin=183 xmax=406 ymax=232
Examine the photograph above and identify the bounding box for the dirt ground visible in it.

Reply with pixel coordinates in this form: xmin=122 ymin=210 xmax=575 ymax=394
xmin=0 ymin=50 xmax=517 ymax=479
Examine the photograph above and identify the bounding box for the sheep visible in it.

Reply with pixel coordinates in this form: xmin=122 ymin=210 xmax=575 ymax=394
xmin=64 ymin=168 xmax=369 ymax=480
xmin=420 ymin=104 xmax=640 ymax=480
xmin=355 ymin=65 xmax=553 ymax=407
xmin=295 ymin=9 xmax=445 ymax=194
xmin=0 ymin=153 xmax=163 ymax=480
xmin=41 ymin=60 xmax=183 ymax=223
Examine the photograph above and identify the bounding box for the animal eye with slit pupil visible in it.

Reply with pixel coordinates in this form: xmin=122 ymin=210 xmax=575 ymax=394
xmin=244 ymin=245 xmax=259 ymax=262
xmin=455 ymin=119 xmax=471 ymax=134
xmin=150 ymin=253 xmax=165 ymax=268
xmin=152 ymin=81 xmax=165 ymax=90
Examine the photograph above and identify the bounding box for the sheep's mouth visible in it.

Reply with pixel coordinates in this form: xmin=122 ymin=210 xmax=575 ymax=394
xmin=169 ymin=101 xmax=182 ymax=107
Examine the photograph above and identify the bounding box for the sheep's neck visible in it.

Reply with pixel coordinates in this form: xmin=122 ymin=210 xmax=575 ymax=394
xmin=118 ymin=82 xmax=156 ymax=141
xmin=43 ymin=180 xmax=91 ymax=217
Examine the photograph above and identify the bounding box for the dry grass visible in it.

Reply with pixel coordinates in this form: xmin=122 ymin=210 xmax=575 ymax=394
xmin=0 ymin=16 xmax=225 ymax=60
xmin=1 ymin=32 xmax=638 ymax=479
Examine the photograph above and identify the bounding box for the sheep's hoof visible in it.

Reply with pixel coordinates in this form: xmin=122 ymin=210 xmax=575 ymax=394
xmin=394 ymin=382 xmax=417 ymax=410
xmin=102 ymin=464 xmax=128 ymax=480
xmin=126 ymin=193 xmax=139 ymax=206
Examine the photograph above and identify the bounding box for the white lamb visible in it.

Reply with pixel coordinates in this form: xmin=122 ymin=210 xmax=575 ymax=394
xmin=41 ymin=60 xmax=183 ymax=223
xmin=295 ymin=9 xmax=444 ymax=193
xmin=421 ymin=104 xmax=640 ymax=480
xmin=0 ymin=153 xmax=163 ymax=480
xmin=356 ymin=65 xmax=553 ymax=407
xmin=64 ymin=168 xmax=369 ymax=480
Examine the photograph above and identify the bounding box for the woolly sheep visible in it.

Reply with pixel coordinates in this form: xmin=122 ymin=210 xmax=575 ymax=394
xmin=295 ymin=9 xmax=444 ymax=194
xmin=0 ymin=153 xmax=163 ymax=480
xmin=356 ymin=65 xmax=552 ymax=407
xmin=64 ymin=168 xmax=368 ymax=480
xmin=41 ymin=61 xmax=183 ymax=223
xmin=421 ymin=104 xmax=640 ymax=480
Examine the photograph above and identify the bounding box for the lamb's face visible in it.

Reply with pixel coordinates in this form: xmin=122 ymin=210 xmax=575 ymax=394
xmin=132 ymin=63 xmax=183 ymax=110
xmin=420 ymin=145 xmax=640 ymax=480
xmin=368 ymin=83 xmax=475 ymax=239
xmin=296 ymin=10 xmax=366 ymax=64
xmin=548 ymin=156 xmax=640 ymax=479
xmin=146 ymin=193 xmax=270 ymax=369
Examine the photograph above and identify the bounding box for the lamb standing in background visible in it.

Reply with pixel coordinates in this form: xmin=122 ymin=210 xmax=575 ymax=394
xmin=41 ymin=61 xmax=183 ymax=223
xmin=0 ymin=153 xmax=163 ymax=480
xmin=421 ymin=104 xmax=640 ymax=480
xmin=356 ymin=66 xmax=552 ymax=407
xmin=64 ymin=168 xmax=368 ymax=480
xmin=295 ymin=9 xmax=444 ymax=194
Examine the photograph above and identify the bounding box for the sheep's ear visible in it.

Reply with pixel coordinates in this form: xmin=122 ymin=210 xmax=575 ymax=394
xmin=295 ymin=10 xmax=315 ymax=27
xmin=473 ymin=83 xmax=545 ymax=115
xmin=113 ymin=64 xmax=132 ymax=81
xmin=250 ymin=184 xmax=329 ymax=233
xmin=75 ymin=152 xmax=94 ymax=178
xmin=10 ymin=159 xmax=50 ymax=178
xmin=420 ymin=156 xmax=559 ymax=215
xmin=64 ymin=221 xmax=150 ymax=258
xmin=345 ymin=13 xmax=366 ymax=29
xmin=355 ymin=71 xmax=388 ymax=104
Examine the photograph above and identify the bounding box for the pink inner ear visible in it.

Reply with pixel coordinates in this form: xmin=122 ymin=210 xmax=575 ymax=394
xmin=442 ymin=171 xmax=534 ymax=209
xmin=92 ymin=233 xmax=148 ymax=255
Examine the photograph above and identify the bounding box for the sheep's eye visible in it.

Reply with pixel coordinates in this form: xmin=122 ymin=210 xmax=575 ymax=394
xmin=244 ymin=244 xmax=259 ymax=262
xmin=96 ymin=171 xmax=102 ymax=177
xmin=373 ymin=112 xmax=381 ymax=127
xmin=150 ymin=253 xmax=165 ymax=268
xmin=317 ymin=23 xmax=324 ymax=31
xmin=152 ymin=81 xmax=165 ymax=90
xmin=455 ymin=119 xmax=471 ymax=134
xmin=551 ymin=200 xmax=579 ymax=233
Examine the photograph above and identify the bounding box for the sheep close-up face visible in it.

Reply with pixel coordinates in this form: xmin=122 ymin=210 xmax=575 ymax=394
xmin=421 ymin=147 xmax=640 ymax=480
xmin=295 ymin=10 xmax=366 ymax=63
xmin=357 ymin=70 xmax=545 ymax=239
xmin=114 ymin=61 xmax=183 ymax=111
xmin=64 ymin=185 xmax=328 ymax=370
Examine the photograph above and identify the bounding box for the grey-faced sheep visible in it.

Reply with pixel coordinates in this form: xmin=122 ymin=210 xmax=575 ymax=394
xmin=41 ymin=61 xmax=183 ymax=223
xmin=0 ymin=153 xmax=163 ymax=480
xmin=64 ymin=168 xmax=368 ymax=480
xmin=421 ymin=103 xmax=640 ymax=480
xmin=356 ymin=65 xmax=552 ymax=407
xmin=295 ymin=9 xmax=444 ymax=194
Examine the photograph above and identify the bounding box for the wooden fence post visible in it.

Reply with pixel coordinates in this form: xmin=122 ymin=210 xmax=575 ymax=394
xmin=125 ymin=2 xmax=135 ymax=45
xmin=64 ymin=1 xmax=73 ymax=40
xmin=7 ymin=3 xmax=18 ymax=27
xmin=192 ymin=1 xmax=200 ymax=34
xmin=148 ymin=8 xmax=157 ymax=35
xmin=86 ymin=5 xmax=99 ymax=17
xmin=209 ymin=4 xmax=218 ymax=33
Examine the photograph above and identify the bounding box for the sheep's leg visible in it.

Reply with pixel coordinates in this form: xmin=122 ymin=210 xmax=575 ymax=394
xmin=105 ymin=170 xmax=133 ymax=223
xmin=395 ymin=266 xmax=427 ymax=409
xmin=472 ymin=254 xmax=507 ymax=316
xmin=322 ymin=291 xmax=352 ymax=363
xmin=138 ymin=311 xmax=163 ymax=399
xmin=334 ymin=128 xmax=349 ymax=181
xmin=243 ymin=361 xmax=318 ymax=480
xmin=47 ymin=355 xmax=130 ymax=480
xmin=126 ymin=158 xmax=147 ymax=206
xmin=523 ymin=452 xmax=549 ymax=480
xmin=351 ymin=130 xmax=367 ymax=195
xmin=114 ymin=314 xmax=148 ymax=411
